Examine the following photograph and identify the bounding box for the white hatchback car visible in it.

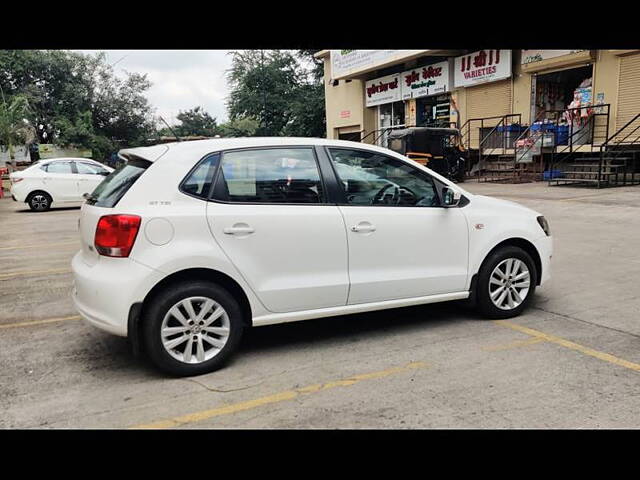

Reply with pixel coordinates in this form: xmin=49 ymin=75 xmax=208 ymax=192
xmin=9 ymin=157 xmax=114 ymax=211
xmin=72 ymin=138 xmax=552 ymax=376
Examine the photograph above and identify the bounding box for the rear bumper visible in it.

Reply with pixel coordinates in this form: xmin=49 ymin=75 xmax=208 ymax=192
xmin=9 ymin=184 xmax=26 ymax=202
xmin=71 ymin=251 xmax=164 ymax=337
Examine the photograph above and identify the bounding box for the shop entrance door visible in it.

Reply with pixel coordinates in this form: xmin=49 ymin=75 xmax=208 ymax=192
xmin=378 ymin=101 xmax=405 ymax=148
xmin=416 ymin=94 xmax=451 ymax=127
xmin=533 ymin=65 xmax=593 ymax=120
xmin=533 ymin=64 xmax=593 ymax=145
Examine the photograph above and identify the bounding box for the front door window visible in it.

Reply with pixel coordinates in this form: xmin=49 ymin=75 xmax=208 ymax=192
xmin=328 ymin=148 xmax=439 ymax=207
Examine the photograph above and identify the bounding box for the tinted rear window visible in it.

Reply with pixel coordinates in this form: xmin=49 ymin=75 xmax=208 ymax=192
xmin=87 ymin=158 xmax=151 ymax=207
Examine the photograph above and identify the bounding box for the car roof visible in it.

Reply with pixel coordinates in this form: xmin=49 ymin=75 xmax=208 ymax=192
xmin=119 ymin=137 xmax=400 ymax=163
xmin=39 ymin=157 xmax=101 ymax=164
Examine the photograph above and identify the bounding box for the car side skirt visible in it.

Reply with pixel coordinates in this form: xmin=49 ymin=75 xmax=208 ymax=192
xmin=252 ymin=291 xmax=470 ymax=327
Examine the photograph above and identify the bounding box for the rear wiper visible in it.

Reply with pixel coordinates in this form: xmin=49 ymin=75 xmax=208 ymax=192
xmin=83 ymin=192 xmax=97 ymax=204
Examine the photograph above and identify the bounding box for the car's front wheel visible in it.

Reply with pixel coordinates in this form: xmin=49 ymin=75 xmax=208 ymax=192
xmin=27 ymin=192 xmax=52 ymax=212
xmin=475 ymin=246 xmax=537 ymax=319
xmin=142 ymin=281 xmax=245 ymax=376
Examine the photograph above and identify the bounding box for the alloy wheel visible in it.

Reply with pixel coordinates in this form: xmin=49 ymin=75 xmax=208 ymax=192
xmin=160 ymin=296 xmax=230 ymax=364
xmin=31 ymin=195 xmax=49 ymax=211
xmin=488 ymin=258 xmax=531 ymax=310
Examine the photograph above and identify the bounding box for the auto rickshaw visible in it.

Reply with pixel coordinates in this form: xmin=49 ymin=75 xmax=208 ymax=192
xmin=387 ymin=127 xmax=467 ymax=183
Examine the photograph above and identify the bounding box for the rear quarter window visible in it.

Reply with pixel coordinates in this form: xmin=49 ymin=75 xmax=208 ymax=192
xmin=88 ymin=158 xmax=151 ymax=207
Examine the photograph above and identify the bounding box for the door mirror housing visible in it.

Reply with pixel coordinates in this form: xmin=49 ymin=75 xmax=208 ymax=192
xmin=442 ymin=186 xmax=461 ymax=207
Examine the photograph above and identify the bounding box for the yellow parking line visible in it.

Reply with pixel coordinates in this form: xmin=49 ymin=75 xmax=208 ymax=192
xmin=0 ymin=267 xmax=72 ymax=280
xmin=495 ymin=320 xmax=640 ymax=372
xmin=0 ymin=241 xmax=78 ymax=251
xmin=131 ymin=361 xmax=428 ymax=429
xmin=0 ymin=315 xmax=81 ymax=330
xmin=482 ymin=336 xmax=545 ymax=352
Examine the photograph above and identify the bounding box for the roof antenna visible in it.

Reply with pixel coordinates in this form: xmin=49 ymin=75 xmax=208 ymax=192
xmin=159 ymin=116 xmax=182 ymax=142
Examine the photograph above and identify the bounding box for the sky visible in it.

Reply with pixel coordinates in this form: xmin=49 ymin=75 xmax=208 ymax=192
xmin=75 ymin=50 xmax=235 ymax=125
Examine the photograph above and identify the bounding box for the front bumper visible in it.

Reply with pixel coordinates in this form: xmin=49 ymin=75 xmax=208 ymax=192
xmin=71 ymin=251 xmax=164 ymax=337
xmin=535 ymin=235 xmax=553 ymax=286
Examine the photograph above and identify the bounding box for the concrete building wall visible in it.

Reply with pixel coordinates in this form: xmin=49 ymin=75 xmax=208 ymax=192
xmin=320 ymin=50 xmax=640 ymax=142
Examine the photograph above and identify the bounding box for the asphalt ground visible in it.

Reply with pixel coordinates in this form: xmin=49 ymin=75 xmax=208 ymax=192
xmin=1 ymin=181 xmax=640 ymax=428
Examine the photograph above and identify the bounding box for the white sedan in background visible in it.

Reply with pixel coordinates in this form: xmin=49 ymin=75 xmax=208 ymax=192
xmin=9 ymin=157 xmax=114 ymax=211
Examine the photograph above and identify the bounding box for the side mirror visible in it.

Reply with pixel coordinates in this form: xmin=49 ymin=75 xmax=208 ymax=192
xmin=442 ymin=186 xmax=461 ymax=207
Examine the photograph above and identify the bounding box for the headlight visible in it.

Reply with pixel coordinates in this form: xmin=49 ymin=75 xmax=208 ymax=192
xmin=537 ymin=216 xmax=551 ymax=236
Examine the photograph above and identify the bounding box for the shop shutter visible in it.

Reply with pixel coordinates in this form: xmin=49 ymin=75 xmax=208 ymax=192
xmin=466 ymin=79 xmax=512 ymax=122
xmin=465 ymin=79 xmax=512 ymax=148
xmin=616 ymin=53 xmax=640 ymax=134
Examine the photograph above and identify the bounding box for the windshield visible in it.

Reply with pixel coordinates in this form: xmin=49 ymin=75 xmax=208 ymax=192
xmin=88 ymin=158 xmax=151 ymax=207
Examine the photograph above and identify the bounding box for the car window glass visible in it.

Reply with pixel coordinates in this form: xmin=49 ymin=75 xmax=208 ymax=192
xmin=89 ymin=158 xmax=150 ymax=208
xmin=328 ymin=148 xmax=439 ymax=207
xmin=214 ymin=148 xmax=323 ymax=204
xmin=76 ymin=162 xmax=105 ymax=175
xmin=46 ymin=162 xmax=72 ymax=174
xmin=181 ymin=153 xmax=220 ymax=199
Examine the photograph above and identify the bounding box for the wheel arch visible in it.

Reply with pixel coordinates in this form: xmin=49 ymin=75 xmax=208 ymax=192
xmin=128 ymin=267 xmax=253 ymax=356
xmin=482 ymin=237 xmax=542 ymax=286
xmin=25 ymin=189 xmax=52 ymax=203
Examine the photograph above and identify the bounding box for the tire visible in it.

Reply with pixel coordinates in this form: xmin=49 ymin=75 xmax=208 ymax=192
xmin=142 ymin=281 xmax=245 ymax=376
xmin=27 ymin=192 xmax=52 ymax=212
xmin=475 ymin=246 xmax=537 ymax=319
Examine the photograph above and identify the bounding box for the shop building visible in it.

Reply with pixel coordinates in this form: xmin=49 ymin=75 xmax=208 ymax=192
xmin=315 ymin=49 xmax=640 ymax=187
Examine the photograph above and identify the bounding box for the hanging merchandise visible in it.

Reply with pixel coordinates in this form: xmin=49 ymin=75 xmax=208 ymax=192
xmin=564 ymin=78 xmax=593 ymax=145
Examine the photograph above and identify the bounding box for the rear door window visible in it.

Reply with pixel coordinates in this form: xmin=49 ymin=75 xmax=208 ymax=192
xmin=87 ymin=158 xmax=151 ymax=207
xmin=212 ymin=148 xmax=324 ymax=204
xmin=45 ymin=161 xmax=73 ymax=174
xmin=75 ymin=162 xmax=108 ymax=175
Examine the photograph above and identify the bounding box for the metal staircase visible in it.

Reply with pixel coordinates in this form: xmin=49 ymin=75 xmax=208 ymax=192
xmin=548 ymin=111 xmax=640 ymax=188
xmin=459 ymin=114 xmax=522 ymax=182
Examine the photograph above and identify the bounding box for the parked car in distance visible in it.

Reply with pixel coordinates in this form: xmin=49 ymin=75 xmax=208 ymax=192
xmin=9 ymin=158 xmax=114 ymax=211
xmin=71 ymin=138 xmax=552 ymax=376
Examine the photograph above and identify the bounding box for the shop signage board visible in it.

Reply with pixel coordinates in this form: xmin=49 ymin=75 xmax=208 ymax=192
xmin=454 ymin=50 xmax=512 ymax=88
xmin=521 ymin=50 xmax=586 ymax=64
xmin=331 ymin=50 xmax=426 ymax=79
xmin=365 ymin=73 xmax=402 ymax=107
xmin=401 ymin=60 xmax=451 ymax=100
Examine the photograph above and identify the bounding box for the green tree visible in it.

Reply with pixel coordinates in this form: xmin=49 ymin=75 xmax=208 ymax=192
xmin=0 ymin=50 xmax=155 ymax=161
xmin=0 ymin=90 xmax=34 ymax=167
xmin=172 ymin=106 xmax=219 ymax=137
xmin=225 ymin=50 xmax=326 ymax=138
xmin=218 ymin=116 xmax=260 ymax=137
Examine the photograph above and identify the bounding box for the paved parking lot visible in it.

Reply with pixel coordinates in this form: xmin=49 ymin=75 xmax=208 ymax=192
xmin=2 ymin=181 xmax=640 ymax=428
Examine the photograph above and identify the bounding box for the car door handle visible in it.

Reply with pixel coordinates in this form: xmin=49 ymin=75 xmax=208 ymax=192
xmin=351 ymin=222 xmax=376 ymax=233
xmin=223 ymin=226 xmax=255 ymax=235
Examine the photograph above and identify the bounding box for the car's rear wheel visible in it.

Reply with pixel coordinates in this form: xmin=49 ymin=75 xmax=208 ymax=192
xmin=142 ymin=281 xmax=244 ymax=376
xmin=475 ymin=246 xmax=537 ymax=319
xmin=27 ymin=192 xmax=52 ymax=212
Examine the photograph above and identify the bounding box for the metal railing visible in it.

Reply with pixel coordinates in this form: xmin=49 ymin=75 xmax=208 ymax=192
xmin=520 ymin=104 xmax=610 ymax=169
xmin=459 ymin=114 xmax=522 ymax=152
xmin=595 ymin=112 xmax=640 ymax=187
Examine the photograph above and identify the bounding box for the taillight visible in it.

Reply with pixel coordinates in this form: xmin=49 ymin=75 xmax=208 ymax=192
xmin=94 ymin=214 xmax=141 ymax=257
